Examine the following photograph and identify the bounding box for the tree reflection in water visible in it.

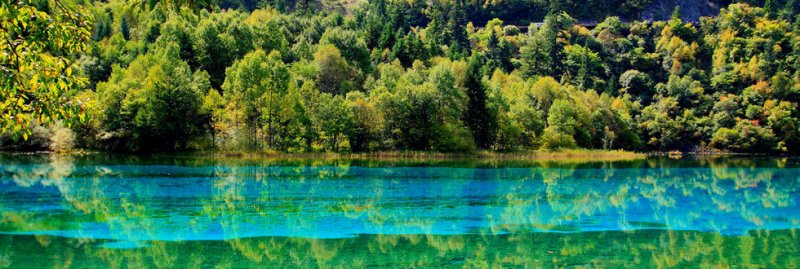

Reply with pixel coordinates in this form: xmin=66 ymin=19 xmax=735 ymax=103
xmin=0 ymin=154 xmax=798 ymax=268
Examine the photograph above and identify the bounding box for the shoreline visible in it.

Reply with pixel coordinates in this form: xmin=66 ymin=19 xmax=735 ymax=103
xmin=4 ymin=149 xmax=789 ymax=161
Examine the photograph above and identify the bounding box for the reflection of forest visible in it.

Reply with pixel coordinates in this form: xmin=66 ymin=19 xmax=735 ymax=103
xmin=1 ymin=230 xmax=797 ymax=268
xmin=0 ymin=155 xmax=798 ymax=268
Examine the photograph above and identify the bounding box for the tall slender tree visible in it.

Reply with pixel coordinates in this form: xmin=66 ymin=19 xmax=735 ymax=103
xmin=463 ymin=55 xmax=496 ymax=149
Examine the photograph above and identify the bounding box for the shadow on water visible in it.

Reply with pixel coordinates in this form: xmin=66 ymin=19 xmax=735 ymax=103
xmin=0 ymin=154 xmax=798 ymax=267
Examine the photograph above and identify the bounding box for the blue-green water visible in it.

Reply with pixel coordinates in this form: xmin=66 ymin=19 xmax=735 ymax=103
xmin=0 ymin=155 xmax=798 ymax=268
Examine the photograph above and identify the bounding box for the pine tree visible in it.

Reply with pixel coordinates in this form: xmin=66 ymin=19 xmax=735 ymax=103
xmin=120 ymin=17 xmax=130 ymax=40
xmin=427 ymin=2 xmax=447 ymax=45
xmin=364 ymin=0 xmax=386 ymax=48
xmin=91 ymin=18 xmax=110 ymax=41
xmin=484 ymin=30 xmax=512 ymax=74
xmin=447 ymin=0 xmax=470 ymax=52
xmin=463 ymin=55 xmax=497 ymax=149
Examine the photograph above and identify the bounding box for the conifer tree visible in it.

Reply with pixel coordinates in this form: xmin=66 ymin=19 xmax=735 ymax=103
xmin=463 ymin=55 xmax=497 ymax=149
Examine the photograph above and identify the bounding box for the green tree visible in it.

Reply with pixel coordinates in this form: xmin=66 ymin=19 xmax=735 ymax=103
xmin=376 ymin=62 xmax=472 ymax=151
xmin=491 ymin=73 xmax=546 ymax=151
xmin=158 ymin=16 xmax=197 ymax=67
xmin=589 ymin=94 xmax=640 ymax=150
xmin=272 ymin=84 xmax=312 ymax=151
xmin=530 ymin=76 xmax=567 ymax=118
xmin=246 ymin=17 xmax=287 ymax=57
xmin=390 ymin=31 xmax=429 ymax=67
xmin=425 ymin=0 xmax=469 ymax=53
xmin=711 ymin=119 xmax=776 ymax=152
xmin=639 ymin=97 xmax=682 ymax=150
xmin=520 ymin=13 xmax=574 ymax=79
xmin=658 ymin=75 xmax=704 ymax=108
xmin=193 ymin=19 xmax=231 ymax=88
xmin=483 ymin=30 xmax=513 ymax=74
xmin=221 ymin=49 xmax=289 ymax=148
xmin=619 ymin=70 xmax=653 ymax=103
xmin=314 ymin=44 xmax=353 ymax=95
xmin=314 ymin=93 xmax=352 ymax=151
xmin=541 ymin=99 xmax=579 ymax=150
xmin=320 ymin=28 xmax=372 ymax=74
xmin=96 ymin=44 xmax=208 ymax=151
xmin=562 ymin=44 xmax=605 ymax=89
xmin=765 ymin=100 xmax=799 ymax=152
xmin=345 ymin=91 xmax=383 ymax=152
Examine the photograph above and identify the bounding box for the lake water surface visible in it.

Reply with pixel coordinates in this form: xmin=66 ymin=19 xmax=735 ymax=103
xmin=0 ymin=155 xmax=798 ymax=268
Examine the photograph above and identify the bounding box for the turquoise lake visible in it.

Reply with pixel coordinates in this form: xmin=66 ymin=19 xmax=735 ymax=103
xmin=0 ymin=155 xmax=798 ymax=268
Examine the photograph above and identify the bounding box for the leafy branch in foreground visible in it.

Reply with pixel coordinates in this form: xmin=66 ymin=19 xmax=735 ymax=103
xmin=1 ymin=0 xmax=92 ymax=140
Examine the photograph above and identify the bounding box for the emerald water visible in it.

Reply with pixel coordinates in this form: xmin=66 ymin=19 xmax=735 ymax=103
xmin=0 ymin=155 xmax=798 ymax=268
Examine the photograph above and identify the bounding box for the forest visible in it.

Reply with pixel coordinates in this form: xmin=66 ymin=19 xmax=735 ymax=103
xmin=3 ymin=0 xmax=800 ymax=153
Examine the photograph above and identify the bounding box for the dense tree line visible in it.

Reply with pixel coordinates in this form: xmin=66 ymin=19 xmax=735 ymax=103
xmin=5 ymin=0 xmax=800 ymax=153
xmin=240 ymin=0 xmax=658 ymax=24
